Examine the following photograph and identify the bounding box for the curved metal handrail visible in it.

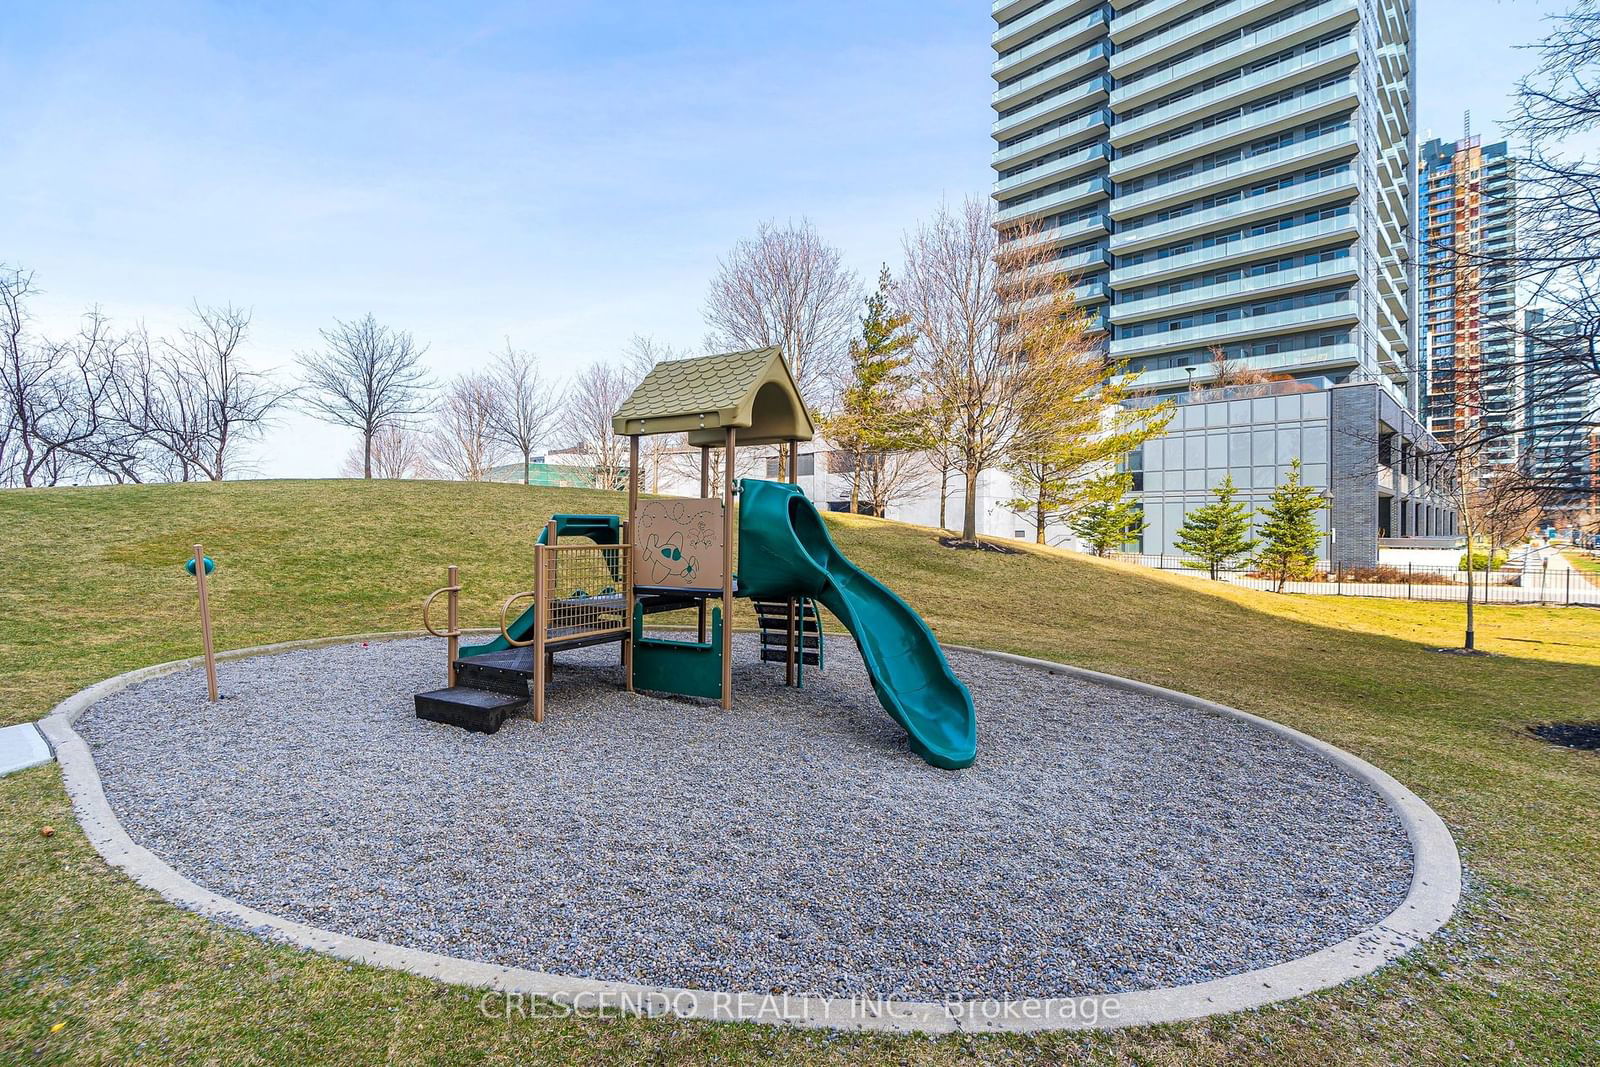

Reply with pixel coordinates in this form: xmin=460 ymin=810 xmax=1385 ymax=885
xmin=498 ymin=591 xmax=539 ymax=648
xmin=421 ymin=585 xmax=462 ymax=639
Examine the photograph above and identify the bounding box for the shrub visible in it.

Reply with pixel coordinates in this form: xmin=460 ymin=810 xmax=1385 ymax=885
xmin=1459 ymin=550 xmax=1509 ymax=572
xmin=1340 ymin=565 xmax=1456 ymax=586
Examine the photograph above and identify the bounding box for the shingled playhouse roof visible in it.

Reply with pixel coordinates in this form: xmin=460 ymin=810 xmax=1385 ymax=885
xmin=611 ymin=346 xmax=815 ymax=446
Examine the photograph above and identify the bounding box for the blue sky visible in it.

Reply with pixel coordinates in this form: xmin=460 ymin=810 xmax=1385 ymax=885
xmin=0 ymin=0 xmax=1562 ymax=476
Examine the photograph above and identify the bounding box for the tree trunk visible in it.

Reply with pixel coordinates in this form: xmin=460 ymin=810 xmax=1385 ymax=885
xmin=364 ymin=430 xmax=374 ymax=479
xmin=963 ymin=468 xmax=979 ymax=543
xmin=1463 ymin=520 xmax=1477 ymax=651
xmin=938 ymin=467 xmax=949 ymax=530
xmin=850 ymin=466 xmax=860 ymax=515
xmin=522 ymin=445 xmax=531 ymax=486
xmin=1035 ymin=498 xmax=1046 ymax=545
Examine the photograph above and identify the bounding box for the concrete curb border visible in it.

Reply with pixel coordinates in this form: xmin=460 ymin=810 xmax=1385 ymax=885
xmin=39 ymin=632 xmax=1460 ymax=1035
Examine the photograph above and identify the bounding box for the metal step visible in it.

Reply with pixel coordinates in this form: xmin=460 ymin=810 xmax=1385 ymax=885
xmin=454 ymin=655 xmax=534 ymax=697
xmin=414 ymin=686 xmax=527 ymax=734
xmin=760 ymin=649 xmax=822 ymax=666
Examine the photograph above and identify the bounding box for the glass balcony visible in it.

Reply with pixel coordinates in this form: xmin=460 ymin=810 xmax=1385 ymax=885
xmin=1128 ymin=343 xmax=1360 ymax=387
xmin=1111 ymin=79 xmax=1357 ymax=179
xmin=994 ymin=0 xmax=1096 ymax=48
xmin=1015 ymin=212 xmax=1112 ymax=249
xmin=997 ymin=176 xmax=1112 ymax=224
xmin=1113 ymin=38 xmax=1358 ymax=144
xmin=1110 ymin=0 xmax=1199 ymax=41
xmin=993 ymin=108 xmax=1112 ymax=167
xmin=1111 ymin=128 xmax=1357 ymax=215
xmin=993 ymin=8 xmax=1111 ymax=80
xmin=1109 ymin=214 xmax=1358 ymax=284
xmin=1109 ymin=300 xmax=1360 ymax=356
xmin=992 ymin=75 xmax=1113 ymax=138
xmin=1112 ymin=0 xmax=1358 ymax=108
xmin=1111 ymin=170 xmax=1357 ymax=252
xmin=995 ymin=143 xmax=1110 ymax=196
xmin=1112 ymin=0 xmax=1260 ymax=74
xmin=993 ymin=43 xmax=1111 ymax=109
xmin=1110 ymin=258 xmax=1359 ymax=323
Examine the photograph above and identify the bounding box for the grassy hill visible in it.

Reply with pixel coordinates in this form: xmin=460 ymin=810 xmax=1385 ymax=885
xmin=2 ymin=479 xmax=1597 ymax=1064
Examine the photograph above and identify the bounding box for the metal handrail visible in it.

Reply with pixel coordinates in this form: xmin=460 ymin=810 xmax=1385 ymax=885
xmin=498 ymin=591 xmax=539 ymax=648
xmin=421 ymin=584 xmax=462 ymax=639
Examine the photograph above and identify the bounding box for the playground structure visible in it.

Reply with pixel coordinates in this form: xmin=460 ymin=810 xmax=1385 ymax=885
xmin=413 ymin=346 xmax=977 ymax=768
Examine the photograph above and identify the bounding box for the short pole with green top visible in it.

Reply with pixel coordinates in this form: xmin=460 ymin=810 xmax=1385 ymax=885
xmin=185 ymin=544 xmax=219 ymax=701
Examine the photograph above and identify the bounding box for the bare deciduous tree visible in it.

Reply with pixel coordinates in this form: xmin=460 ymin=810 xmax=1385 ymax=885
xmin=561 ymin=361 xmax=632 ymax=491
xmin=339 ymin=426 xmax=424 ymax=479
xmin=897 ymin=198 xmax=1064 ymax=543
xmin=485 ymin=341 xmax=559 ymax=485
xmin=297 ymin=315 xmax=434 ymax=478
xmin=0 ymin=267 xmax=130 ymax=487
xmin=1468 ymin=465 xmax=1550 ymax=566
xmin=118 ymin=303 xmax=291 ymax=481
xmin=620 ymin=334 xmax=693 ymax=493
xmin=703 ymin=218 xmax=860 ymax=407
xmin=423 ymin=373 xmax=506 ymax=481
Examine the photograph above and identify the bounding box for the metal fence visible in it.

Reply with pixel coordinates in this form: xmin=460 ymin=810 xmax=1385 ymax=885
xmin=1106 ymin=552 xmax=1600 ymax=606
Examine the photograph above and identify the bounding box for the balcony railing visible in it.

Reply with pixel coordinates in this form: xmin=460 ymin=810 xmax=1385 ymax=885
xmin=1113 ymin=37 xmax=1357 ymax=144
xmin=993 ymin=43 xmax=1111 ymax=109
xmin=1111 ymin=128 xmax=1357 ymax=215
xmin=1110 ymin=79 xmax=1357 ymax=178
xmin=993 ymin=107 xmax=1112 ymax=166
xmin=1111 ymin=0 xmax=1358 ymax=107
xmin=1125 ymin=343 xmax=1360 ymax=387
xmin=1109 ymin=299 xmax=1360 ymax=356
xmin=992 ymin=76 xmax=1113 ymax=138
xmin=1111 ymin=169 xmax=1357 ymax=251
xmin=1111 ymin=258 xmax=1359 ymax=323
xmin=993 ymin=8 xmax=1110 ymax=79
xmin=995 ymin=142 xmax=1110 ymax=196
xmin=997 ymin=175 xmax=1112 ymax=223
xmin=1110 ymin=214 xmax=1357 ymax=284
xmin=1110 ymin=0 xmax=1200 ymax=40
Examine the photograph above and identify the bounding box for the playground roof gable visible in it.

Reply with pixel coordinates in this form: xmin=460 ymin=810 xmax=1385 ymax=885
xmin=612 ymin=346 xmax=815 ymax=446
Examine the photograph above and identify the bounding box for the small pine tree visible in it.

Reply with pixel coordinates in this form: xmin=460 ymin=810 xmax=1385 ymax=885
xmin=1253 ymin=459 xmax=1326 ymax=591
xmin=1069 ymin=472 xmax=1147 ymax=556
xmin=819 ymin=265 xmax=923 ymax=514
xmin=1173 ymin=475 xmax=1258 ymax=579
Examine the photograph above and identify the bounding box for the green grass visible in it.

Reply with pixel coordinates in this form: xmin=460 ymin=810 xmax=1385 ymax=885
xmin=1562 ymin=549 xmax=1600 ymax=578
xmin=2 ymin=479 xmax=1599 ymax=1065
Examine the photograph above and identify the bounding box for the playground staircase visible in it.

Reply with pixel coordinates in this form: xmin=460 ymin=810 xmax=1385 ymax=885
xmin=414 ymin=649 xmax=536 ymax=734
xmin=751 ymin=597 xmax=824 ymax=673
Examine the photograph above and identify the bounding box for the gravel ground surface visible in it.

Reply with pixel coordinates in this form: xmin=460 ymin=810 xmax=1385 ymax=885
xmin=78 ymin=635 xmax=1412 ymax=1000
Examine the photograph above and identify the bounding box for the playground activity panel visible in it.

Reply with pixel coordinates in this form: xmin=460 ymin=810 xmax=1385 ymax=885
xmin=413 ymin=346 xmax=979 ymax=769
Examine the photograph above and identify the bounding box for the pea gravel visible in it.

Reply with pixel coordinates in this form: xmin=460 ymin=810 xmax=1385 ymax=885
xmin=77 ymin=636 xmax=1412 ymax=1000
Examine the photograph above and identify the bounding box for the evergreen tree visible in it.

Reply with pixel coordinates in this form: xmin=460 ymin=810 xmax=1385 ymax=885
xmin=1173 ymin=475 xmax=1258 ymax=579
xmin=1253 ymin=459 xmax=1326 ymax=591
xmin=1003 ymin=281 xmax=1170 ymax=543
xmin=1069 ymin=472 xmax=1147 ymax=556
xmin=819 ymin=265 xmax=923 ymax=513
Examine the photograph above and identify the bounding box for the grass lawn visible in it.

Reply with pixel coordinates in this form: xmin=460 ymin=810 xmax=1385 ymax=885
xmin=2 ymin=479 xmax=1598 ymax=1065
xmin=1562 ymin=549 xmax=1600 ymax=578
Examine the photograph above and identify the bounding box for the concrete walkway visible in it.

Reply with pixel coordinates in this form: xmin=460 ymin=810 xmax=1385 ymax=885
xmin=0 ymin=722 xmax=53 ymax=777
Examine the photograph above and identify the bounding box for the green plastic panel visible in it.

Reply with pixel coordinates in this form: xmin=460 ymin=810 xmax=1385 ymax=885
xmin=631 ymin=603 xmax=725 ymax=701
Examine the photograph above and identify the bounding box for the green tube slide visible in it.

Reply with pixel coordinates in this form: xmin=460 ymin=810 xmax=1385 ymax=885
xmin=736 ymin=478 xmax=977 ymax=769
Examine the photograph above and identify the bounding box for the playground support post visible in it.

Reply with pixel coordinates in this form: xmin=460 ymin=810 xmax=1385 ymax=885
xmin=627 ymin=435 xmax=639 ymax=669
xmin=722 ymin=426 xmax=735 ymax=709
xmin=192 ymin=543 xmax=218 ymax=702
xmin=532 ymin=541 xmax=548 ymax=723
xmin=698 ymin=446 xmax=710 ymax=642
xmin=421 ymin=566 xmax=463 ymax=684
xmin=785 ymin=443 xmax=798 ymax=687
xmin=621 ymin=519 xmax=635 ymax=693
